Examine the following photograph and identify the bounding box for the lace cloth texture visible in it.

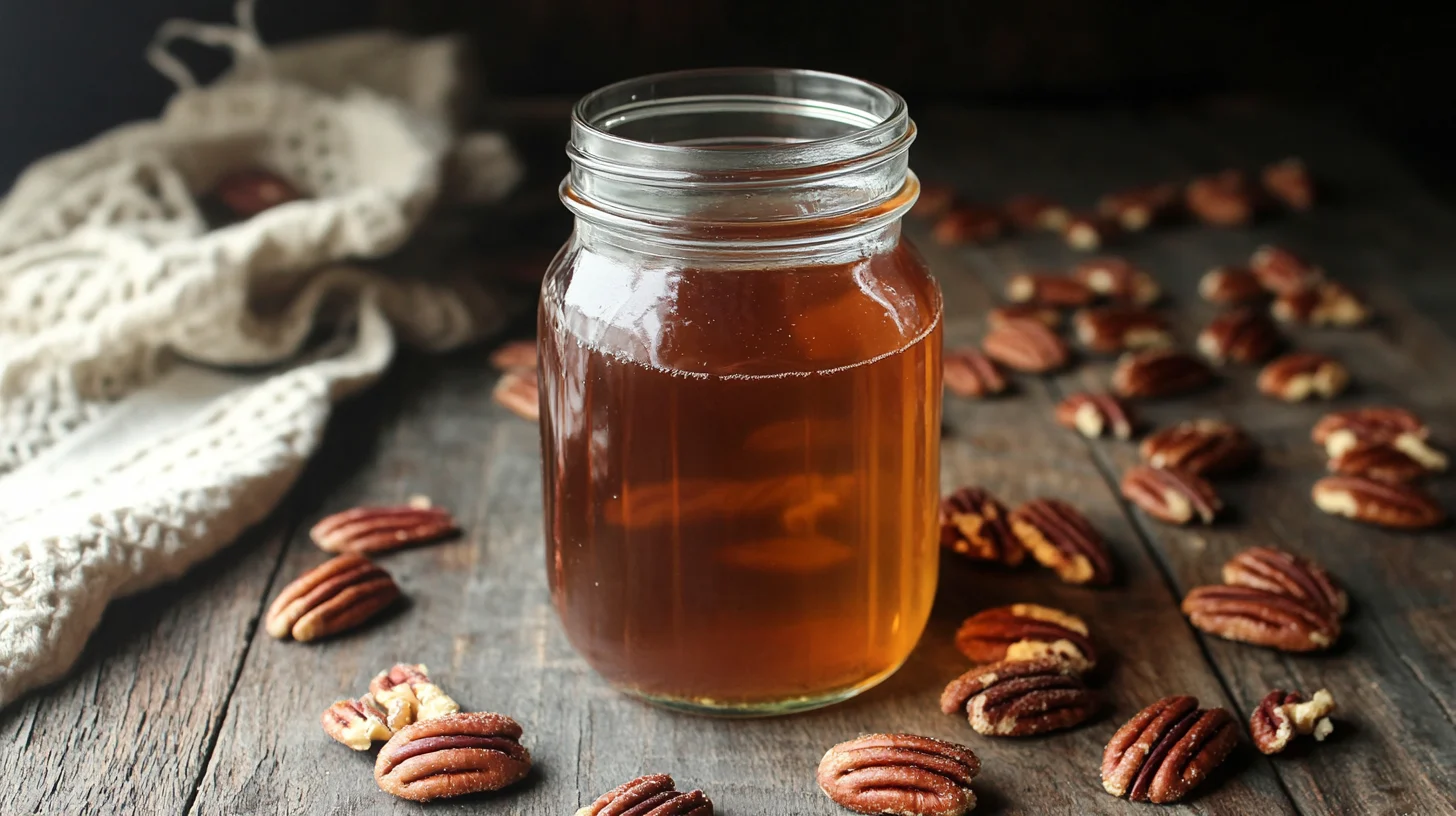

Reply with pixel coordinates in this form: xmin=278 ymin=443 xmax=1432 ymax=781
xmin=0 ymin=3 xmax=522 ymax=708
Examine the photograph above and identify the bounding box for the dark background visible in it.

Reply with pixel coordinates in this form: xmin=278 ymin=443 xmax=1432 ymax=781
xmin=2 ymin=1 xmax=1454 ymax=191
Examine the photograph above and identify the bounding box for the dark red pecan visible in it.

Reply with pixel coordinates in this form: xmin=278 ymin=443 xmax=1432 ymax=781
xmin=939 ymin=487 xmax=1024 ymax=566
xmin=1272 ymin=281 xmax=1370 ymax=327
xmin=1005 ymin=273 xmax=1095 ymax=307
xmin=1250 ymin=689 xmax=1336 ymax=755
xmin=1063 ymin=213 xmax=1121 ymax=250
xmin=494 ymin=368 xmax=540 ymax=421
xmin=1197 ymin=308 xmax=1281 ymax=365
xmin=1257 ymin=352 xmax=1349 ymax=401
xmin=1009 ymin=498 xmax=1115 ymax=585
xmin=1329 ymin=441 xmax=1434 ymax=483
xmin=1261 ymin=158 xmax=1315 ymax=211
xmin=375 ymin=712 xmax=532 ymax=802
xmin=1311 ymin=407 xmax=1435 ymax=461
xmin=1097 ymin=183 xmax=1180 ymax=232
xmin=939 ymin=657 xmax=1098 ymax=737
xmin=954 ymin=604 xmax=1097 ymax=671
xmin=1182 ymin=585 xmax=1339 ymax=651
xmin=1074 ymin=306 xmax=1173 ymax=354
xmin=1222 ymin=546 xmax=1348 ymax=619
xmin=1102 ymin=696 xmax=1238 ymax=804
xmin=943 ymin=348 xmax=1008 ymax=398
xmin=934 ymin=206 xmax=1006 ymax=245
xmin=982 ymin=318 xmax=1070 ymax=374
xmin=1250 ymin=245 xmax=1324 ymax=295
xmin=1055 ymin=392 xmax=1134 ymax=440
xmin=265 ymin=554 xmax=400 ymax=642
xmin=488 ymin=339 xmax=538 ymax=372
xmin=209 ymin=168 xmax=303 ymax=218
xmin=1120 ymin=465 xmax=1221 ymax=525
xmin=1003 ymin=194 xmax=1070 ymax=232
xmin=1111 ymin=350 xmax=1216 ymax=399
xmin=1139 ymin=419 xmax=1255 ymax=476
xmin=1072 ymin=257 xmax=1161 ymax=306
xmin=310 ymin=499 xmax=458 ymax=555
xmin=322 ymin=695 xmax=393 ymax=750
xmin=817 ymin=733 xmax=980 ymax=816
xmin=1199 ymin=266 xmax=1266 ymax=305
xmin=911 ymin=183 xmax=957 ymax=219
xmin=988 ymin=303 xmax=1061 ymax=330
xmin=577 ymin=774 xmax=713 ymax=816
xmin=1312 ymin=476 xmax=1446 ymax=529
xmin=1186 ymin=170 xmax=1256 ymax=227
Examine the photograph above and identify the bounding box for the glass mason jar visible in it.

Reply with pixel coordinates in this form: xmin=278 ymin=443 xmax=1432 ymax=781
xmin=538 ymin=68 xmax=942 ymax=716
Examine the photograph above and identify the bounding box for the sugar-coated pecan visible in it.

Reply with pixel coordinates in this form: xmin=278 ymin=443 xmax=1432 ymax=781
xmin=1005 ymin=273 xmax=1095 ymax=308
xmin=912 ymin=183 xmax=957 ymax=219
xmin=322 ymin=695 xmax=393 ymax=751
xmin=1102 ymin=696 xmax=1238 ymax=804
xmin=1197 ymin=308 xmax=1281 ymax=365
xmin=982 ymin=318 xmax=1070 ymax=374
xmin=1262 ymin=158 xmax=1315 ymax=211
xmin=375 ymin=712 xmax=532 ymax=802
xmin=1272 ymin=281 xmax=1370 ymax=327
xmin=1112 ymin=350 xmax=1215 ymax=399
xmin=310 ymin=498 xmax=458 ymax=555
xmin=943 ymin=348 xmax=1008 ymax=398
xmin=988 ymin=303 xmax=1060 ymax=330
xmin=1063 ymin=213 xmax=1121 ymax=250
xmin=1250 ymin=689 xmax=1336 ymax=755
xmin=1250 ymin=245 xmax=1324 ymax=295
xmin=1312 ymin=476 xmax=1446 ymax=529
xmin=1199 ymin=266 xmax=1266 ymax=305
xmin=1055 ymin=392 xmax=1134 ymax=440
xmin=1139 ymin=419 xmax=1255 ymax=476
xmin=1222 ymin=546 xmax=1348 ymax=619
xmin=1074 ymin=307 xmax=1173 ymax=354
xmin=934 ymin=206 xmax=1006 ymax=245
xmin=1182 ymin=585 xmax=1339 ymax=651
xmin=577 ymin=774 xmax=713 ymax=816
xmin=1003 ymin=194 xmax=1070 ymax=232
xmin=210 ymin=168 xmax=303 ymax=219
xmin=1120 ymin=465 xmax=1221 ymax=525
xmin=1073 ymin=257 xmax=1161 ymax=306
xmin=817 ymin=733 xmax=980 ymax=816
xmin=488 ymin=339 xmax=538 ymax=372
xmin=1329 ymin=441 xmax=1433 ymax=483
xmin=1257 ymin=352 xmax=1349 ymax=401
xmin=371 ymin=663 xmax=460 ymax=726
xmin=940 ymin=487 xmax=1024 ymax=566
xmin=1098 ymin=183 xmax=1180 ymax=232
xmin=939 ymin=657 xmax=1098 ymax=737
xmin=954 ymin=604 xmax=1096 ymax=671
xmin=1186 ymin=170 xmax=1256 ymax=227
xmin=1312 ymin=407 xmax=1439 ymax=465
xmin=494 ymin=368 xmax=540 ymax=421
xmin=265 ymin=554 xmax=400 ymax=642
xmin=1009 ymin=498 xmax=1115 ymax=585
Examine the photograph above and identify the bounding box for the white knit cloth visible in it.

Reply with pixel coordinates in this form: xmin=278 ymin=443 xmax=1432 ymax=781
xmin=0 ymin=4 xmax=520 ymax=708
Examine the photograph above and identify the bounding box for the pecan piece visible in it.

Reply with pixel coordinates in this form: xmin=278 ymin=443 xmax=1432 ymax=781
xmin=940 ymin=487 xmax=1023 ymax=566
xmin=1055 ymin=392 xmax=1134 ymax=440
xmin=372 ymin=663 xmax=460 ymax=726
xmin=494 ymin=368 xmax=540 ymax=421
xmin=1182 ymin=585 xmax=1339 ymax=651
xmin=265 ymin=554 xmax=400 ymax=642
xmin=488 ymin=339 xmax=538 ymax=372
xmin=209 ymin=168 xmax=303 ymax=219
xmin=1272 ymin=281 xmax=1370 ymax=327
xmin=912 ymin=183 xmax=957 ymax=219
xmin=954 ymin=604 xmax=1096 ymax=671
xmin=988 ymin=304 xmax=1060 ymax=330
xmin=939 ymin=657 xmax=1098 ymax=737
xmin=1098 ymin=184 xmax=1180 ymax=232
xmin=1005 ymin=273 xmax=1095 ymax=308
xmin=816 ymin=733 xmax=979 ymax=816
xmin=981 ymin=319 xmax=1070 ymax=374
xmin=1199 ymin=266 xmax=1266 ymax=305
xmin=1197 ymin=308 xmax=1281 ymax=365
xmin=1329 ymin=441 xmax=1433 ymax=483
xmin=1222 ymin=546 xmax=1348 ymax=619
xmin=1186 ymin=170 xmax=1256 ymax=227
xmin=577 ymin=774 xmax=713 ymax=816
xmin=1063 ymin=213 xmax=1121 ymax=250
xmin=1120 ymin=465 xmax=1221 ymax=525
xmin=310 ymin=498 xmax=458 ymax=555
xmin=1312 ymin=407 xmax=1434 ymax=460
xmin=375 ymin=712 xmax=531 ymax=802
xmin=1003 ymin=194 xmax=1070 ymax=232
xmin=1250 ymin=245 xmax=1324 ymax=294
xmin=1262 ymin=158 xmax=1315 ymax=211
xmin=1312 ymin=476 xmax=1446 ymax=529
xmin=1257 ymin=352 xmax=1349 ymax=401
xmin=1009 ymin=498 xmax=1115 ymax=585
xmin=1102 ymin=696 xmax=1238 ymax=804
xmin=943 ymin=348 xmax=1008 ymax=398
xmin=1250 ymin=689 xmax=1336 ymax=755
xmin=322 ymin=695 xmax=393 ymax=751
xmin=1072 ymin=257 xmax=1161 ymax=306
xmin=1074 ymin=306 xmax=1173 ymax=354
xmin=1139 ymin=419 xmax=1255 ymax=476
xmin=1112 ymin=350 xmax=1216 ymax=399
xmin=934 ymin=206 xmax=1005 ymax=245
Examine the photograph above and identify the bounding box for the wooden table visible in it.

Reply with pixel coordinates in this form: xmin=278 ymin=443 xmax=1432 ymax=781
xmin=4 ymin=104 xmax=1455 ymax=815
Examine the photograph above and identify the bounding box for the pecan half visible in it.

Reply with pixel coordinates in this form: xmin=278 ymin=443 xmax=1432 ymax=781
xmin=265 ymin=554 xmax=400 ymax=642
xmin=940 ymin=487 xmax=1023 ymax=566
xmin=1272 ymin=282 xmax=1370 ymax=327
xmin=1262 ymin=158 xmax=1315 ymax=211
xmin=1250 ymin=689 xmax=1336 ymax=755
xmin=1222 ymin=546 xmax=1348 ymax=619
xmin=375 ymin=712 xmax=532 ymax=802
xmin=1250 ymin=245 xmax=1324 ymax=294
xmin=1312 ymin=476 xmax=1446 ymax=529
xmin=989 ymin=304 xmax=1060 ymax=330
xmin=209 ymin=168 xmax=303 ymax=219
xmin=1112 ymin=350 xmax=1216 ymax=399
xmin=310 ymin=499 xmax=458 ymax=555
xmin=1197 ymin=308 xmax=1281 ymax=365
xmin=1009 ymin=498 xmax=1115 ymax=585
xmin=1312 ymin=407 xmax=1434 ymax=460
xmin=1186 ymin=170 xmax=1256 ymax=227
xmin=577 ymin=774 xmax=713 ymax=816
xmin=816 ymin=733 xmax=979 ymax=816
xmin=954 ymin=604 xmax=1096 ymax=671
xmin=1329 ymin=441 xmax=1433 ymax=483
xmin=1182 ymin=585 xmax=1339 ymax=651
xmin=1257 ymin=352 xmax=1349 ymax=401
xmin=1055 ymin=392 xmax=1134 ymax=440
xmin=1120 ymin=465 xmax=1221 ymax=525
xmin=372 ymin=663 xmax=460 ymax=726
xmin=1072 ymin=257 xmax=1161 ymax=306
xmin=1199 ymin=266 xmax=1266 ymax=305
xmin=1063 ymin=213 xmax=1121 ymax=250
xmin=1005 ymin=273 xmax=1095 ymax=307
xmin=1003 ymin=194 xmax=1070 ymax=232
xmin=322 ymin=695 xmax=393 ymax=751
xmin=488 ymin=339 xmax=538 ymax=372
xmin=1074 ymin=307 xmax=1173 ymax=354
xmin=494 ymin=368 xmax=540 ymax=421
xmin=934 ymin=206 xmax=1006 ymax=245
xmin=1139 ymin=419 xmax=1255 ymax=476
xmin=940 ymin=657 xmax=1098 ymax=737
xmin=982 ymin=318 xmax=1070 ymax=373
xmin=1102 ymin=696 xmax=1238 ymax=804
xmin=912 ymin=183 xmax=957 ymax=219
xmin=1098 ymin=184 xmax=1180 ymax=232
xmin=943 ymin=348 xmax=1008 ymax=398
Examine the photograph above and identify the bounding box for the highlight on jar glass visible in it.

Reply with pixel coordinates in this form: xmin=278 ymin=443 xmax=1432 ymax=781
xmin=538 ymin=68 xmax=943 ymax=716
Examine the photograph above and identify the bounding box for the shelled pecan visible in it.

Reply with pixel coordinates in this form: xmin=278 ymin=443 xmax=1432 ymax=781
xmin=1186 ymin=170 xmax=1256 ymax=227
xmin=265 ymin=554 xmax=400 ymax=642
xmin=1181 ymin=585 xmax=1339 ymax=651
xmin=1272 ymin=281 xmax=1370 ymax=327
xmin=1005 ymin=273 xmax=1095 ymax=308
xmin=209 ymin=168 xmax=303 ymax=219
xmin=1250 ymin=245 xmax=1323 ymax=295
xmin=1250 ymin=689 xmax=1336 ymax=755
xmin=1261 ymin=158 xmax=1315 ymax=211
xmin=372 ymin=663 xmax=460 ymax=726
xmin=934 ymin=206 xmax=1006 ymax=245
xmin=982 ymin=319 xmax=1070 ymax=373
xmin=577 ymin=774 xmax=713 ymax=816
xmin=954 ymin=605 xmax=1097 ymax=671
xmin=1063 ymin=213 xmax=1121 ymax=250
xmin=494 ymin=368 xmax=541 ymax=421
xmin=1139 ymin=419 xmax=1255 ymax=476
xmin=1312 ymin=476 xmax=1446 ymax=529
xmin=1074 ymin=307 xmax=1173 ymax=354
xmin=988 ymin=304 xmax=1060 ymax=330
xmin=1102 ymin=696 xmax=1238 ymax=804
xmin=1199 ymin=266 xmax=1266 ymax=305
xmin=488 ymin=339 xmax=539 ymax=372
xmin=1003 ymin=194 xmax=1070 ymax=232
xmin=1055 ymin=392 xmax=1134 ymax=440
xmin=1329 ymin=441 xmax=1433 ymax=483
xmin=322 ymin=695 xmax=393 ymax=751
xmin=1312 ymin=407 xmax=1438 ymax=463
xmin=1097 ymin=184 xmax=1180 ymax=232
xmin=1111 ymin=350 xmax=1215 ymax=399
xmin=1197 ymin=308 xmax=1281 ymax=365
xmin=310 ymin=499 xmax=458 ymax=555
xmin=1222 ymin=547 xmax=1348 ymax=620
xmin=943 ymin=348 xmax=1008 ymax=398
xmin=940 ymin=487 xmax=1024 ymax=566
xmin=939 ymin=656 xmax=1098 ymax=737
xmin=1009 ymin=498 xmax=1115 ymax=585
xmin=375 ymin=712 xmax=532 ymax=802
xmin=1257 ymin=352 xmax=1349 ymax=401
xmin=1072 ymin=257 xmax=1161 ymax=306
xmin=1120 ymin=465 xmax=1221 ymax=525
xmin=817 ymin=733 xmax=980 ymax=816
